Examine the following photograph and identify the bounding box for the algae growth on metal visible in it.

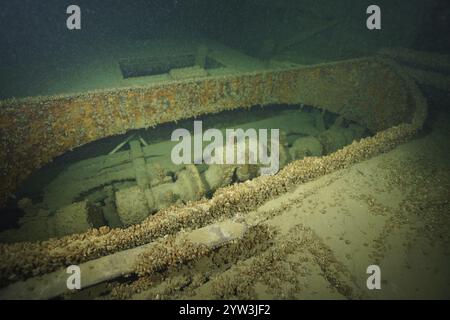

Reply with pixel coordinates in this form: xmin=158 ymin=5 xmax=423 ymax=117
xmin=0 ymin=0 xmax=449 ymax=301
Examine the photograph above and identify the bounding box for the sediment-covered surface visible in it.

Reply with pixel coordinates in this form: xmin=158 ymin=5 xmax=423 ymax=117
xmin=0 ymin=50 xmax=435 ymax=299
xmin=0 ymin=123 xmax=420 ymax=285
xmin=101 ymin=109 xmax=450 ymax=300
xmin=0 ymin=56 xmax=428 ymax=289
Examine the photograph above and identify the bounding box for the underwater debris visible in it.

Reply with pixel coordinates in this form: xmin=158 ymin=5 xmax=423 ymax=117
xmin=0 ymin=121 xmax=426 ymax=285
xmin=379 ymin=48 xmax=450 ymax=92
xmin=108 ymin=134 xmax=136 ymax=155
xmin=0 ymin=52 xmax=429 ymax=289
xmin=0 ymin=57 xmax=421 ymax=210
xmin=1 ymin=108 xmax=369 ymax=238
xmin=0 ymin=220 xmax=249 ymax=300
xmin=49 ymin=201 xmax=105 ymax=238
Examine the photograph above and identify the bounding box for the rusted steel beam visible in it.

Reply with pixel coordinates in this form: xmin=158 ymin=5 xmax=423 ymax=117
xmin=379 ymin=47 xmax=450 ymax=73
xmin=0 ymin=57 xmax=416 ymax=208
xmin=0 ymin=220 xmax=248 ymax=300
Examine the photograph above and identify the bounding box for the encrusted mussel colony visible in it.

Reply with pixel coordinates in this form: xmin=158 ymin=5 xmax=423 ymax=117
xmin=0 ymin=104 xmax=370 ymax=243
xmin=0 ymin=54 xmax=431 ymax=299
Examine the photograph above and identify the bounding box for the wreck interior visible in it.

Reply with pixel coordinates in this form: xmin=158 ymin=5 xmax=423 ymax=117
xmin=0 ymin=0 xmax=449 ymax=300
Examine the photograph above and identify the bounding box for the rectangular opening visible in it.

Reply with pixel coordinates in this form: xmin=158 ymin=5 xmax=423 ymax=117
xmin=205 ymin=56 xmax=224 ymax=69
xmin=119 ymin=54 xmax=195 ymax=79
xmin=119 ymin=54 xmax=224 ymax=79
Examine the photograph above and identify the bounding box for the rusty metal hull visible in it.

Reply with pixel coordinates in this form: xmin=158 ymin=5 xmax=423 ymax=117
xmin=0 ymin=54 xmax=429 ymax=284
xmin=0 ymin=57 xmax=421 ymax=208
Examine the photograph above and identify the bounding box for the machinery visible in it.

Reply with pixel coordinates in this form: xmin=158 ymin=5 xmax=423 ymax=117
xmin=0 ymin=105 xmax=368 ymax=241
xmin=1 ymin=40 xmax=446 ymax=298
